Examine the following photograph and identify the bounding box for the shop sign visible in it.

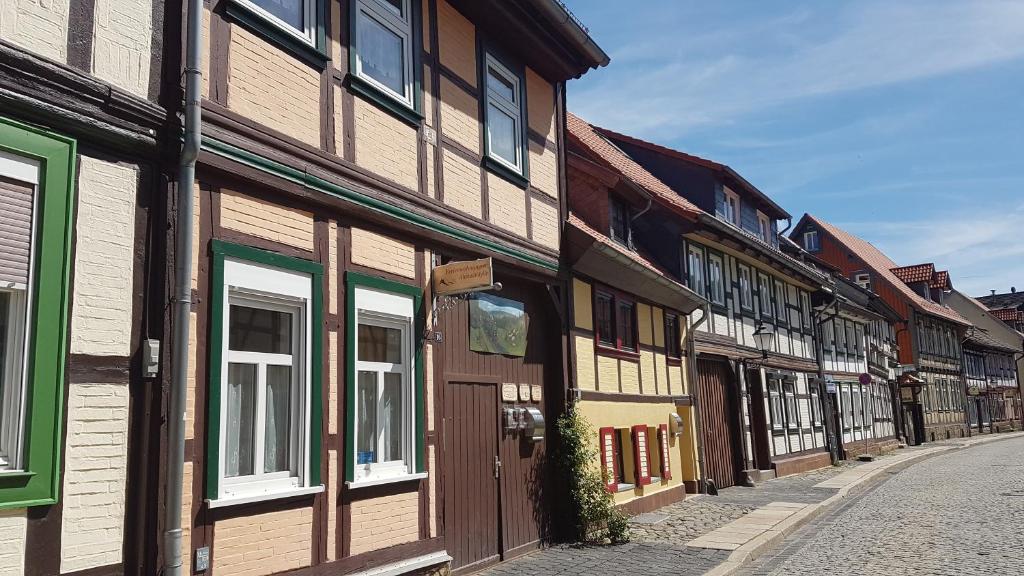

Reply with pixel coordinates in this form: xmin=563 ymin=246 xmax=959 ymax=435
xmin=433 ymin=257 xmax=493 ymax=295
xmin=825 ymin=377 xmax=838 ymax=394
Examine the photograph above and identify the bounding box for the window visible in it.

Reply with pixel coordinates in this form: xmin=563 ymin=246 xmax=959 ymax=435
xmin=210 ymin=242 xmax=323 ymax=502
xmin=665 ymin=313 xmax=682 ymax=359
xmin=842 ymin=386 xmax=853 ymax=429
xmin=739 ymin=265 xmax=753 ymax=311
xmin=811 ymin=389 xmax=822 ymax=426
xmin=349 ymin=273 xmax=423 ymax=485
xmin=774 ymin=280 xmax=787 ymax=323
xmin=687 ymin=244 xmax=706 ymax=297
xmin=845 ymin=323 xmax=856 ymax=357
xmin=707 ymin=253 xmax=726 ymax=306
xmin=595 ymin=288 xmax=637 ymax=353
xmin=233 ymin=0 xmax=317 ymax=44
xmin=836 ymin=320 xmax=847 ymax=353
xmin=854 ymin=272 xmax=871 ymax=291
xmin=853 ymin=387 xmax=863 ymax=427
xmin=803 ymin=230 xmax=820 ymax=252
xmin=758 ymin=273 xmax=772 ymax=318
xmin=783 ymin=382 xmax=798 ymax=429
xmin=353 ymin=0 xmax=415 ymax=109
xmin=800 ymin=290 xmax=813 ymax=331
xmin=0 ymin=121 xmax=75 ymax=508
xmin=757 ymin=212 xmax=771 ymax=242
xmin=609 ymin=196 xmax=631 ymax=247
xmin=723 ymin=187 xmax=740 ymax=226
xmin=769 ymin=380 xmax=784 ymax=430
xmin=483 ymin=53 xmax=525 ymax=175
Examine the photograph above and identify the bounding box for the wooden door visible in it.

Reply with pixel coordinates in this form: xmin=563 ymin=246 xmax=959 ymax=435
xmin=747 ymin=370 xmax=772 ymax=469
xmin=696 ymin=359 xmax=743 ymax=489
xmin=444 ymin=381 xmax=500 ymax=571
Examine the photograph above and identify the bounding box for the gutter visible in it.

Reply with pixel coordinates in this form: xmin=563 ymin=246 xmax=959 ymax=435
xmin=165 ymin=1 xmax=202 ymax=575
xmin=686 ymin=304 xmax=710 ymax=493
xmin=528 ymin=0 xmax=610 ymax=71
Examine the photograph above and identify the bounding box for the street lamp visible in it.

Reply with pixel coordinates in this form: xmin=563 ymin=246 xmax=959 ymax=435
xmin=753 ymin=323 xmax=775 ymax=360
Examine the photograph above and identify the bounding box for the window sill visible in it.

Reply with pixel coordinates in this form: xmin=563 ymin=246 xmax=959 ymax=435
xmin=666 ymin=356 xmax=682 ymax=367
xmin=224 ymin=0 xmax=329 ymax=69
xmin=347 ymin=74 xmax=423 ymax=127
xmin=206 ymin=484 xmax=324 ymax=509
xmin=346 ymin=471 xmax=427 ymax=489
xmin=595 ymin=345 xmax=641 ymax=362
xmin=613 ymin=483 xmax=635 ymax=493
xmin=483 ymin=155 xmax=529 ymax=189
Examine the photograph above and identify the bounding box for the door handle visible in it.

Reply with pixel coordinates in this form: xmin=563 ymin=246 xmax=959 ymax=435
xmin=493 ymin=455 xmax=502 ymax=479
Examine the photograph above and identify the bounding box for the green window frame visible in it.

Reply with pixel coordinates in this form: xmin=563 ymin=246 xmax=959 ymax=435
xmin=348 ymin=0 xmax=424 ymax=126
xmin=206 ymin=240 xmax=324 ymax=500
xmin=0 ymin=117 xmax=76 ymax=509
xmin=344 ymin=271 xmax=425 ymax=484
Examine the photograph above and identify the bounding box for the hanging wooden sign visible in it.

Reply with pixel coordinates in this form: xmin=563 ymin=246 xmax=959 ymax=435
xmin=433 ymin=257 xmax=493 ymax=295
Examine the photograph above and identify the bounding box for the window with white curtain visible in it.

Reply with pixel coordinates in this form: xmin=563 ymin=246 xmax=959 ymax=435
xmin=687 ymin=244 xmax=706 ymax=297
xmin=219 ymin=258 xmax=312 ymax=499
xmin=354 ymin=0 xmax=414 ymax=107
xmin=484 ymin=53 xmax=524 ymax=174
xmin=0 ymin=151 xmax=39 ymax=472
xmin=707 ymin=253 xmax=726 ymax=306
xmin=234 ymin=0 xmax=317 ymax=44
xmin=353 ymin=284 xmax=415 ymax=482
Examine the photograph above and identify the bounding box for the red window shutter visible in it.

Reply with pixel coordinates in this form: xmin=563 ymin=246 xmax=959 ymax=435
xmin=659 ymin=424 xmax=672 ymax=480
xmin=599 ymin=427 xmax=617 ymax=492
xmin=631 ymin=425 xmax=652 ymax=486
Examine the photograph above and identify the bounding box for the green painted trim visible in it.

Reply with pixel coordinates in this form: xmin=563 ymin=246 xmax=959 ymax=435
xmin=483 ymin=155 xmax=529 ymax=190
xmin=206 ymin=240 xmax=324 ymax=500
xmin=224 ymin=0 xmax=329 ymax=69
xmin=344 ymin=272 xmax=425 ymax=482
xmin=0 ymin=117 xmax=76 ymax=509
xmin=200 ymin=136 xmax=558 ymax=272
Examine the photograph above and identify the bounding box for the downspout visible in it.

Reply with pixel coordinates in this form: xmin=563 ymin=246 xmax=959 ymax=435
xmin=165 ymin=1 xmax=203 ymax=575
xmin=686 ymin=303 xmax=710 ymax=493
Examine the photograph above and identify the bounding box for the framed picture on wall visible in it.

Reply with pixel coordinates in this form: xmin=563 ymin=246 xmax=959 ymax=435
xmin=469 ymin=293 xmax=528 ymax=357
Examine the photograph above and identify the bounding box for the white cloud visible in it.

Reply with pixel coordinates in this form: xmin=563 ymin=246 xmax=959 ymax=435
xmin=571 ymin=0 xmax=1024 ymax=139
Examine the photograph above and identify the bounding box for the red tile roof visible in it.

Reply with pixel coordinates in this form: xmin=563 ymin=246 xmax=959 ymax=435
xmin=930 ymin=270 xmax=951 ymax=290
xmin=890 ymin=263 xmax=935 ymax=285
xmin=803 ymin=215 xmax=970 ymax=326
xmin=990 ymin=308 xmax=1022 ymax=322
xmin=566 ymin=113 xmax=702 ymax=220
xmin=567 ymin=213 xmax=682 ymax=282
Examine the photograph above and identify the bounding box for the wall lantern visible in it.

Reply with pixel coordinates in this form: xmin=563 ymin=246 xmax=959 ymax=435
xmin=752 ymin=323 xmax=776 ymax=360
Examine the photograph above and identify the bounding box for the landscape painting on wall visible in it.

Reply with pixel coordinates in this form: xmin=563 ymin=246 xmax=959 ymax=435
xmin=469 ymin=293 xmax=529 ymax=356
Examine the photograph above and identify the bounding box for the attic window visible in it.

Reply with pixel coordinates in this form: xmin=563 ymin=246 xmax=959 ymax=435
xmin=854 ymin=273 xmax=871 ymax=291
xmin=803 ymin=230 xmax=820 ymax=252
xmin=609 ymin=196 xmax=631 ymax=247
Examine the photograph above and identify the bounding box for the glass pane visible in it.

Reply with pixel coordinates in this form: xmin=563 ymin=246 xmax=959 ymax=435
xmin=253 ymin=0 xmax=304 ymax=31
xmin=229 ymin=304 xmax=292 ymax=354
xmin=358 ymin=324 xmax=403 ymax=363
xmin=488 ymin=68 xmax=516 ymax=102
xmin=357 ymin=371 xmax=378 ymax=464
xmin=487 ymin=103 xmax=518 ymax=166
xmin=264 ymin=365 xmax=292 ymax=473
xmin=618 ymin=302 xmax=635 ymax=350
xmin=380 ymin=0 xmax=404 ymax=17
xmin=226 ymin=363 xmax=257 ymax=477
xmin=596 ymin=295 xmax=614 ymax=346
xmin=381 ymin=372 xmax=403 ymax=462
xmin=359 ymin=13 xmax=405 ymax=95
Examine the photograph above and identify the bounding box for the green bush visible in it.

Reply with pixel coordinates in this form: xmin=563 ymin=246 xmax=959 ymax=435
xmin=555 ymin=408 xmax=630 ymax=544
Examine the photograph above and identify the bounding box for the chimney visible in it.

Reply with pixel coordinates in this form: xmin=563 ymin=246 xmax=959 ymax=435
xmin=991 ymin=290 xmax=996 ymax=296
xmin=1012 ymin=287 xmax=1017 ymax=293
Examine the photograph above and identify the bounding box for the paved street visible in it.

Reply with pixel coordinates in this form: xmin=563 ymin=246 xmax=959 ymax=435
xmin=738 ymin=436 xmax=1024 ymax=576
xmin=477 ymin=435 xmax=1024 ymax=576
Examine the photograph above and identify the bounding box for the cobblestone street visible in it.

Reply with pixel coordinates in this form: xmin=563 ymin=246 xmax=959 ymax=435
xmin=476 ymin=435 xmax=1024 ymax=576
xmin=738 ymin=436 xmax=1024 ymax=576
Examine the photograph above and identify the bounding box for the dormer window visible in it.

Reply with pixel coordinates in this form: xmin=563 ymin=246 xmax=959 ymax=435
xmin=609 ymin=196 xmax=631 ymax=247
xmin=803 ymin=230 xmax=820 ymax=252
xmin=757 ymin=211 xmax=771 ymax=242
xmin=854 ymin=273 xmax=871 ymax=291
xmin=723 ymin=187 xmax=740 ymax=226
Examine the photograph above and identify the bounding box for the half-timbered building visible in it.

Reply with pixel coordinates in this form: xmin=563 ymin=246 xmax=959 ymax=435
xmin=564 ymin=115 xmax=707 ymax=513
xmin=0 ymin=1 xmax=171 ymax=574
xmin=570 ymin=123 xmax=833 ymax=489
xmin=164 ymin=1 xmax=606 ymax=575
xmin=793 ymin=215 xmax=972 ymax=444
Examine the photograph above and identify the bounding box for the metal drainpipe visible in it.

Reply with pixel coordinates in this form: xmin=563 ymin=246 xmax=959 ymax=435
xmin=165 ymin=1 xmax=203 ymax=574
xmin=686 ymin=303 xmax=710 ymax=493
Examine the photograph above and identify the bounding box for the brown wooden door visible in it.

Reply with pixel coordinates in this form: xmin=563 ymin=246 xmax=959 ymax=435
xmin=444 ymin=381 xmax=500 ymax=571
xmin=697 ymin=359 xmax=743 ymax=489
xmin=747 ymin=370 xmax=772 ymax=469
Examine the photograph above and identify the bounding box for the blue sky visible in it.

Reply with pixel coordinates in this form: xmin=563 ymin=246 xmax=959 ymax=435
xmin=563 ymin=0 xmax=1024 ymax=296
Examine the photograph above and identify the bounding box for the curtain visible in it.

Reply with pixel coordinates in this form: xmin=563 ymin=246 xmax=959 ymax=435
xmin=265 ymin=365 xmax=291 ymax=473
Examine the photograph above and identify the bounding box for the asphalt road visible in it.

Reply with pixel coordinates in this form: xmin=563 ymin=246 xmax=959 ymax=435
xmin=738 ymin=436 xmax=1024 ymax=576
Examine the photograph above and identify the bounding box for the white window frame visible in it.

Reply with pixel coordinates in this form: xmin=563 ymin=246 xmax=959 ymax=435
xmin=758 ymin=273 xmax=772 ymax=318
xmin=354 ymin=0 xmax=415 ymax=109
xmin=757 ymin=211 xmax=771 ymax=242
xmin=0 ymin=151 xmax=40 ymax=472
xmin=707 ymin=253 xmax=726 ymax=306
xmin=483 ymin=53 xmax=524 ymax=175
xmin=803 ymin=230 xmax=819 ymax=251
xmin=769 ymin=381 xmax=784 ymax=430
xmin=739 ymin=265 xmax=753 ymax=311
xmin=687 ymin=244 xmax=706 ymax=298
xmin=723 ymin=187 xmax=740 ymax=226
xmin=811 ymin=389 xmax=822 ymax=426
xmin=854 ymin=272 xmax=871 ymax=291
xmin=351 ymin=285 xmax=417 ymax=484
xmin=218 ymin=258 xmax=313 ymax=501
xmin=774 ymin=279 xmax=787 ymax=322
xmin=234 ymin=0 xmax=317 ymax=45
